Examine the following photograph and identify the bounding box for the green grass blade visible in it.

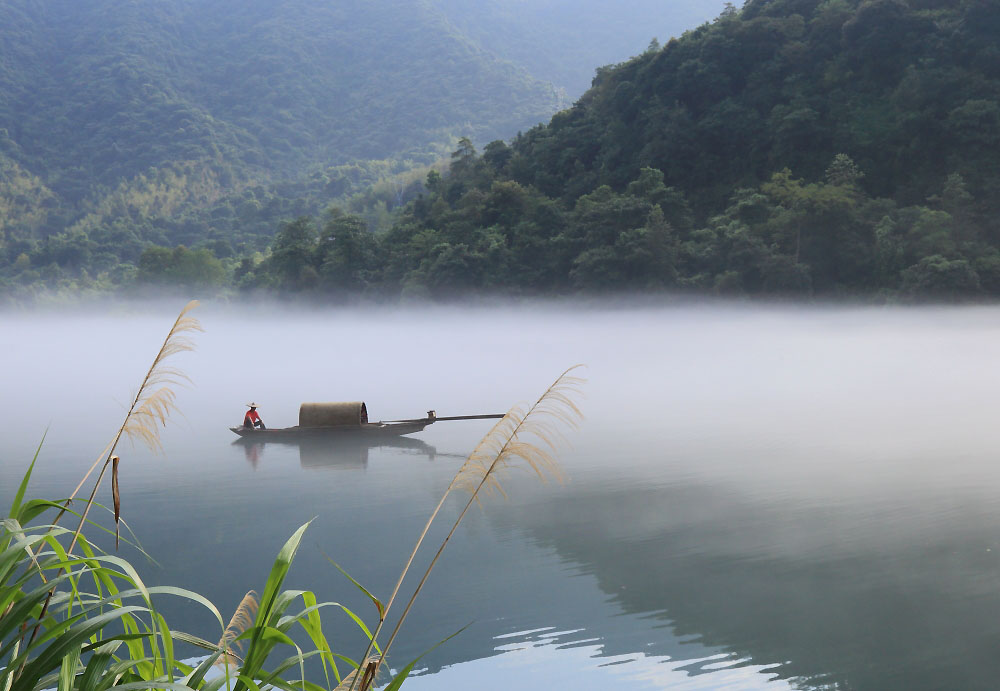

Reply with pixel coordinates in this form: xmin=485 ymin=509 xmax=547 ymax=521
xmin=256 ymin=650 xmax=324 ymax=686
xmin=98 ymin=682 xmax=199 ymax=691
xmin=168 ymin=632 xmax=223 ymax=653
xmin=92 ymin=657 xmax=156 ymax=691
xmin=288 ymin=595 xmax=339 ymax=684
xmin=381 ymin=659 xmax=419 ymax=691
xmin=184 ymin=651 xmax=223 ymax=688
xmin=236 ymin=675 xmax=263 ymax=691
xmin=17 ymin=499 xmax=65 ymax=526
xmin=77 ymin=640 xmax=122 ymax=691
xmin=156 ymin=612 xmax=175 ymax=682
xmin=266 ymin=679 xmax=327 ymax=691
xmin=9 ymin=433 xmax=46 ymax=523
xmin=339 ymin=606 xmax=380 ymax=654
xmin=237 ymin=523 xmax=312 ymax=691
xmin=57 ymin=642 xmax=81 ymax=691
xmin=257 ymin=524 xmax=311 ymax=627
xmin=237 ymin=626 xmax=296 ymax=649
xmin=0 ymin=572 xmax=75 ymax=644
xmin=323 ymin=556 xmax=383 ymax=620
xmin=17 ymin=605 xmax=146 ymax=691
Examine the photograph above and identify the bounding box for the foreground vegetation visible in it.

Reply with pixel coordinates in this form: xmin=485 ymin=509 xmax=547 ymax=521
xmin=0 ymin=302 xmax=583 ymax=691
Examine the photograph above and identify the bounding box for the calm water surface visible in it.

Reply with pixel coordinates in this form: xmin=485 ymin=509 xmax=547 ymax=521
xmin=3 ymin=301 xmax=1000 ymax=690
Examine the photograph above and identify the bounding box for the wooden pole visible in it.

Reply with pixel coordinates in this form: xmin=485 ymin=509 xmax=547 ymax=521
xmin=381 ymin=413 xmax=505 ymax=423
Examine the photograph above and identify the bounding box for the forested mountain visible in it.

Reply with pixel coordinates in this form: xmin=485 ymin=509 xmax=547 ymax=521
xmin=7 ymin=0 xmax=999 ymax=302
xmin=0 ymin=0 xmax=731 ymax=298
xmin=509 ymin=0 xmax=1000 ymax=221
xmin=228 ymin=0 xmax=1000 ymax=301
xmin=0 ymin=0 xmax=560 ymax=212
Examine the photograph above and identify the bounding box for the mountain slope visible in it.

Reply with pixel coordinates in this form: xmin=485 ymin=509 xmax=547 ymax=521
xmin=270 ymin=0 xmax=1000 ymax=300
xmin=432 ymin=0 xmax=730 ymax=97
xmin=0 ymin=0 xmax=562 ymax=221
xmin=507 ymin=0 xmax=1000 ymax=216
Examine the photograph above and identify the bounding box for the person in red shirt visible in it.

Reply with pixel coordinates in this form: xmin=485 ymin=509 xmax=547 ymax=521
xmin=244 ymin=403 xmax=266 ymax=430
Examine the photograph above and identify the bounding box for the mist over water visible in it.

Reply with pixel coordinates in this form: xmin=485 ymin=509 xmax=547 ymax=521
xmin=4 ymin=300 xmax=1000 ymax=689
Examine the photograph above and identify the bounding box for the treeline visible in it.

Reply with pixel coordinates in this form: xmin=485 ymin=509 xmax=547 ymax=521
xmin=230 ymin=141 xmax=999 ymax=300
xmin=0 ymin=157 xmax=433 ymax=301
xmin=9 ymin=138 xmax=987 ymax=302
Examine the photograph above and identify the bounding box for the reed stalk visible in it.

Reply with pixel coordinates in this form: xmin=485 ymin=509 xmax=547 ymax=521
xmin=348 ymin=365 xmax=584 ymax=690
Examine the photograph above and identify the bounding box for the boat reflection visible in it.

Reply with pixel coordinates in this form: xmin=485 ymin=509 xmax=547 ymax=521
xmin=234 ymin=434 xmax=449 ymax=470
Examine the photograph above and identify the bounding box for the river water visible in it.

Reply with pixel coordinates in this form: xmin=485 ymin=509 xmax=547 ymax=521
xmin=3 ymin=300 xmax=1000 ymax=690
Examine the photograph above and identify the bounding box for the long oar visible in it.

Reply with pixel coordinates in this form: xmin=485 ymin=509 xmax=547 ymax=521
xmin=380 ymin=413 xmax=505 ymax=423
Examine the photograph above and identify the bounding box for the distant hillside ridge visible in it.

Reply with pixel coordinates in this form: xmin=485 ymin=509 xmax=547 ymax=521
xmin=0 ymin=0 xmax=559 ymax=202
xmin=507 ymin=0 xmax=1000 ymax=217
xmin=0 ymin=0 xmax=730 ymax=290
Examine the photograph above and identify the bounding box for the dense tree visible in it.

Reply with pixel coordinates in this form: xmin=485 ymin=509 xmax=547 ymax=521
xmin=136 ymin=245 xmax=226 ymax=289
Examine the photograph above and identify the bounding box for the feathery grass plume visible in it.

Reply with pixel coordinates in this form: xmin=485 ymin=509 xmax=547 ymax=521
xmin=217 ymin=590 xmax=260 ymax=667
xmin=349 ymin=365 xmax=584 ymax=691
xmin=17 ymin=301 xmax=202 ymax=667
xmin=70 ymin=299 xmax=202 ymax=552
xmin=120 ymin=300 xmax=202 ymax=454
xmin=59 ymin=300 xmax=202 ymax=527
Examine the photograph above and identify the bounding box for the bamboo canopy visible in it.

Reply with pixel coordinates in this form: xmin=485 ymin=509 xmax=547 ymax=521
xmin=299 ymin=402 xmax=369 ymax=427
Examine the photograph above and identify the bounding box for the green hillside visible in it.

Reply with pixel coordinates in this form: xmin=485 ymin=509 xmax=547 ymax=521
xmin=0 ymin=0 xmax=736 ymax=298
xmin=0 ymin=0 xmax=571 ymax=185
xmin=231 ymin=0 xmax=1000 ymax=301
xmin=0 ymin=0 xmax=561 ymax=249
xmin=509 ymin=0 xmax=1000 ymax=218
xmin=7 ymin=0 xmax=999 ymax=301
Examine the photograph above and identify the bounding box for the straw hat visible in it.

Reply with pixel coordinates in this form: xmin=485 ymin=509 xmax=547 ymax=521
xmin=246 ymin=402 xmax=260 ymax=408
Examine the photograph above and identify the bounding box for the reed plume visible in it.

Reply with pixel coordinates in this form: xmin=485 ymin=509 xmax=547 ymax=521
xmin=218 ymin=591 xmax=259 ymax=666
xmin=348 ymin=365 xmax=584 ymax=691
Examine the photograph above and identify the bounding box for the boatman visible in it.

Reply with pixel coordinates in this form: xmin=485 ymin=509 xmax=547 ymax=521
xmin=244 ymin=402 xmax=266 ymax=430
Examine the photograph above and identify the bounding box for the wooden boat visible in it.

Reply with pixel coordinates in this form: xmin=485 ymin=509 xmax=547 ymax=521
xmin=229 ymin=401 xmax=502 ymax=440
xmin=230 ymin=418 xmax=432 ymax=440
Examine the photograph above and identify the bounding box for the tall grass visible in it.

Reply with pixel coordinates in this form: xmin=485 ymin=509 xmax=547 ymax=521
xmin=0 ymin=302 xmax=583 ymax=691
xmin=348 ymin=366 xmax=584 ymax=690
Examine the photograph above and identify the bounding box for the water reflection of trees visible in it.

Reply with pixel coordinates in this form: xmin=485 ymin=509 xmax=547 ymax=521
xmin=500 ymin=481 xmax=1000 ymax=690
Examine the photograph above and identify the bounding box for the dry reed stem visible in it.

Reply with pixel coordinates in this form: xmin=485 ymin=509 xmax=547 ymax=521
xmin=349 ymin=366 xmax=584 ymax=691
xmin=111 ymin=456 xmax=120 ymax=549
xmin=344 ymin=412 xmax=513 ymax=686
xmin=334 ymin=656 xmax=381 ymax=691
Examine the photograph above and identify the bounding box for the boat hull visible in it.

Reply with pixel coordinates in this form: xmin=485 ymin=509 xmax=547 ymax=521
xmin=230 ymin=419 xmax=431 ymax=440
